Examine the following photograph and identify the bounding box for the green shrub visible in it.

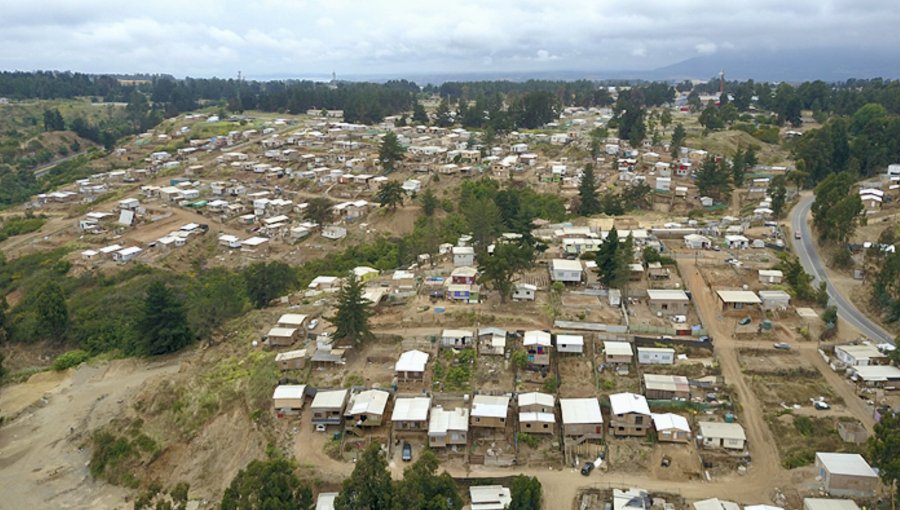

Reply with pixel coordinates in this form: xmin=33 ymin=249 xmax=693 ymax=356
xmin=53 ymin=349 xmax=90 ymax=371
xmin=517 ymin=433 xmax=541 ymax=448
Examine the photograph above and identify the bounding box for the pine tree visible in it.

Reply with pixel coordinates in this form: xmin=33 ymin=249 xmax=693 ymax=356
xmin=393 ymin=450 xmax=463 ymax=510
xmin=411 ymin=102 xmax=429 ymax=125
xmin=376 ymin=181 xmax=406 ymax=210
xmin=578 ymin=164 xmax=601 ymax=216
xmin=378 ymin=132 xmax=406 ymax=174
xmin=670 ymin=123 xmax=686 ymax=158
xmin=330 ymin=273 xmax=373 ymax=345
xmin=137 ymin=281 xmax=193 ymax=355
xmin=596 ymin=227 xmax=627 ymax=288
xmin=35 ymin=282 xmax=68 ymax=342
xmin=420 ymin=188 xmax=438 ymax=216
xmin=221 ymin=457 xmax=312 ymax=510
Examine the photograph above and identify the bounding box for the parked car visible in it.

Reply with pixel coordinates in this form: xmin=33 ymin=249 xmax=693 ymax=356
xmin=738 ymin=316 xmax=752 ymax=326
xmin=814 ymin=400 xmax=831 ymax=410
xmin=580 ymin=462 xmax=595 ymax=476
xmin=773 ymin=342 xmax=792 ymax=350
xmin=315 ymin=423 xmax=327 ymax=432
xmin=401 ymin=442 xmax=412 ymax=462
xmin=307 ymin=319 xmax=319 ymax=330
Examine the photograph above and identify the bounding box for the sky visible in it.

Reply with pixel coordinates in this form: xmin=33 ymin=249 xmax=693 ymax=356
xmin=1 ymin=0 xmax=899 ymax=80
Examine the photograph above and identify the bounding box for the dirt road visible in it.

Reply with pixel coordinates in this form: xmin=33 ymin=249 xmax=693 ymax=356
xmin=0 ymin=358 xmax=180 ymax=509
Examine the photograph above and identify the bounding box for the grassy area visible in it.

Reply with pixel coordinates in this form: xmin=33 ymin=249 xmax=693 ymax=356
xmin=89 ymin=419 xmax=160 ymax=488
xmin=766 ymin=412 xmax=863 ymax=469
xmin=432 ymin=348 xmax=475 ymax=392
xmin=0 ymin=215 xmax=46 ymax=242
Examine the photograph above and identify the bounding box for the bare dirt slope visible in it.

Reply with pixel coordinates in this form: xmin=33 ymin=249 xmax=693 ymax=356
xmin=0 ymin=359 xmax=179 ymax=510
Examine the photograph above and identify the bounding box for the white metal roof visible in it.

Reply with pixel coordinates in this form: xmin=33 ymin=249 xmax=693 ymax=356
xmin=604 ymin=341 xmax=634 ymax=356
xmin=395 ymin=350 xmax=429 ymax=372
xmin=852 ymin=365 xmax=900 ymax=381
xmin=835 ymin=344 xmax=884 ymax=360
xmin=346 ymin=389 xmax=389 ymax=416
xmin=428 ymin=406 xmax=469 ymax=435
xmin=470 ymin=485 xmax=512 ymax=510
xmin=638 ymin=347 xmax=675 ymax=355
xmin=442 ymin=329 xmax=473 ymax=338
xmin=275 ymin=349 xmax=307 ymax=361
xmin=815 ymin=452 xmax=877 ymax=477
xmin=758 ymin=269 xmax=784 ymax=278
xmin=646 ymin=289 xmax=689 ymax=301
xmin=698 ymin=421 xmax=746 ymax=441
xmin=272 ymin=384 xmax=306 ymax=400
xmin=551 ymin=258 xmax=583 ymax=272
xmin=392 ymin=396 xmax=431 ymax=422
xmin=716 ymin=290 xmax=762 ymax=304
xmin=609 ymin=392 xmax=651 ymax=416
xmin=267 ymin=327 xmax=296 ymax=338
xmin=310 ymin=389 xmax=348 ymax=410
xmin=644 ymin=373 xmax=690 ymax=392
xmin=560 ymin=398 xmax=603 ymax=424
xmin=277 ymin=314 xmax=308 ymax=326
xmin=556 ymin=334 xmax=584 ymax=346
xmin=242 ymin=236 xmax=269 ymax=247
xmin=758 ymin=290 xmax=791 ymax=300
xmin=524 ymin=330 xmax=552 ymax=346
xmin=471 ymin=394 xmax=510 ymax=418
xmin=519 ymin=411 xmax=555 ymax=423
xmin=651 ymin=413 xmax=691 ymax=432
xmin=803 ymin=499 xmax=860 ymax=510
xmin=316 ymin=492 xmax=338 ymax=510
xmin=694 ymin=499 xmax=742 ymax=510
xmin=518 ymin=392 xmax=554 ymax=408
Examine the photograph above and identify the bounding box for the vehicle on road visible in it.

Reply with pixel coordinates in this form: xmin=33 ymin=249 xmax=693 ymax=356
xmin=402 ymin=442 xmax=412 ymax=462
xmin=580 ymin=462 xmax=595 ymax=476
xmin=795 ymin=232 xmax=802 ymax=240
xmin=773 ymin=342 xmax=792 ymax=350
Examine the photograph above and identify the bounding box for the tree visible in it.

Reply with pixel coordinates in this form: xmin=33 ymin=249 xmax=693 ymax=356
xmin=660 ymin=109 xmax=672 ymax=130
xmin=0 ymin=296 xmax=8 ymax=343
xmin=330 ymin=272 xmax=373 ymax=345
xmin=670 ymin=123 xmax=686 ymax=158
xmin=379 ymin=132 xmax=406 ymax=174
xmin=35 ymin=282 xmax=68 ymax=342
xmin=698 ymin=105 xmax=724 ymax=131
xmin=334 ymin=443 xmax=393 ymax=510
xmin=544 ymin=282 xmax=564 ymax=320
xmin=304 ymin=197 xmax=334 ymax=227
xmin=578 ymin=164 xmax=601 ymax=216
xmin=731 ymin=147 xmax=747 ymax=186
xmin=43 ymin=108 xmax=65 ymax=131
xmin=478 ymin=242 xmax=534 ymax=303
xmin=871 ymin=251 xmax=900 ymax=322
xmin=221 ymin=457 xmax=312 ymax=510
xmin=508 ymin=475 xmax=542 ymax=510
xmin=869 ymin=412 xmax=900 ymax=510
xmin=435 ymin=98 xmax=453 ymax=127
xmin=812 ymin=171 xmax=864 ymax=244
xmin=595 ymin=227 xmax=628 ymax=289
xmin=744 ymin=145 xmax=758 ymax=169
xmin=392 ymin=450 xmax=463 ymax=510
xmin=770 ymin=175 xmax=787 ymax=218
xmin=465 ymin=197 xmax=503 ymax=251
xmin=137 ymin=281 xmax=193 ymax=355
xmin=695 ymin=155 xmax=732 ymax=202
xmin=420 ymin=189 xmax=438 ymax=216
xmin=620 ymin=181 xmax=652 ymax=211
xmin=243 ymin=262 xmax=298 ymax=309
xmin=135 ymin=481 xmax=190 ymax=510
xmin=376 ymin=181 xmax=406 ymax=210
xmin=589 ymin=127 xmax=609 ymax=159
xmin=187 ymin=269 xmax=249 ymax=339
xmin=411 ymin=102 xmax=429 ymax=125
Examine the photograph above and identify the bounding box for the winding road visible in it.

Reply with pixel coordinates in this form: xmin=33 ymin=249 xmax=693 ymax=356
xmin=789 ymin=194 xmax=894 ymax=345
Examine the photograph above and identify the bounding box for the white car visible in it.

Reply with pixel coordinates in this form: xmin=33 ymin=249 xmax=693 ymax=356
xmin=308 ymin=319 xmax=319 ymax=330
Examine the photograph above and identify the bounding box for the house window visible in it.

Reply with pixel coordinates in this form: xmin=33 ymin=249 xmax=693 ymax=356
xmin=618 ymin=426 xmax=624 ymax=431
xmin=475 ymin=417 xmax=481 ymax=422
xmin=525 ymin=423 xmax=531 ymax=429
xmin=543 ymin=424 xmax=549 ymax=429
xmin=634 ymin=416 xmax=644 ymax=425
xmin=662 ymin=303 xmax=669 ymax=310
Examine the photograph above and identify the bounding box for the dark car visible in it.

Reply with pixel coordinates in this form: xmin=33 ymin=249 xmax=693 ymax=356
xmin=401 ymin=442 xmax=412 ymax=462
xmin=738 ymin=316 xmax=752 ymax=326
xmin=580 ymin=462 xmax=595 ymax=476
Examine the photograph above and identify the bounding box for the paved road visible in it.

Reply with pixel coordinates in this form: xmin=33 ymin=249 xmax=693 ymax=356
xmin=789 ymin=194 xmax=894 ymax=344
xmin=32 ymin=150 xmax=91 ymax=178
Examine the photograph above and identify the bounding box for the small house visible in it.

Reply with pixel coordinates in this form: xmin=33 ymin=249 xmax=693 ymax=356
xmin=452 ymin=246 xmax=475 ymax=267
xmin=694 ymin=499 xmax=742 ymax=510
xmin=113 ymin=246 xmax=143 ymax=264
xmin=604 ymin=341 xmax=634 ymax=364
xmin=352 ymin=266 xmax=380 ymax=283
xmin=470 ymin=394 xmax=510 ymax=429
xmin=815 ymin=452 xmax=878 ymax=497
xmin=716 ymin=290 xmax=761 ymax=314
xmin=835 ymin=344 xmax=886 ymax=367
xmin=518 ymin=410 xmax=556 ymax=435
xmin=441 ymin=329 xmax=474 ymax=348
xmin=758 ymin=269 xmax=784 ymax=284
xmin=310 ymin=389 xmax=349 ymax=426
xmin=643 ymin=373 xmax=690 ymax=400
xmin=392 ymin=396 xmax=431 ymax=432
xmin=395 ymin=349 xmax=429 ymax=381
xmin=267 ymin=327 xmax=298 ymax=347
xmin=344 ymin=389 xmax=390 ymax=428
xmin=803 ymin=500 xmax=860 ymax=510
xmin=316 ymin=493 xmax=338 ymax=510
xmin=518 ymin=392 xmax=555 ymax=414
xmin=512 ymin=283 xmax=536 ymax=301
xmin=698 ymin=421 xmax=746 ymax=450
xmin=560 ymin=398 xmax=603 ymax=439
xmin=725 ymin=235 xmax=750 ymax=249
xmin=272 ymin=384 xmax=306 ymax=411
xmin=469 ymin=485 xmax=512 ymax=510
xmin=275 ymin=349 xmax=307 ymax=371
xmin=851 ymin=365 xmax=900 ymax=386
xmin=550 ymin=258 xmax=584 ymax=284
xmin=651 ymin=413 xmax=691 ymax=442
xmin=684 ymin=234 xmax=712 ymax=250
xmin=428 ymin=406 xmax=469 ymax=447
xmin=647 ymin=289 xmax=690 ymax=316
xmin=277 ymin=314 xmax=308 ymax=329
xmin=609 ymin=392 xmax=652 ymax=437
xmin=523 ymin=330 xmax=552 ymax=367
xmin=556 ymin=334 xmax=584 ymax=354
xmin=637 ymin=347 xmax=675 ymax=365
xmin=759 ymin=290 xmax=791 ymax=311
xmin=477 ymin=327 xmax=507 ymax=356
xmin=450 ymin=266 xmax=477 ymax=285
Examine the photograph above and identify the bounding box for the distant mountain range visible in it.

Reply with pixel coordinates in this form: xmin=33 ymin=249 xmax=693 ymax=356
xmin=308 ymin=47 xmax=900 ymax=85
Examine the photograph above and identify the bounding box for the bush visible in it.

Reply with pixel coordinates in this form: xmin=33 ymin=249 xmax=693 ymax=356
xmin=517 ymin=433 xmax=541 ymax=449
xmin=53 ymin=349 xmax=90 ymax=371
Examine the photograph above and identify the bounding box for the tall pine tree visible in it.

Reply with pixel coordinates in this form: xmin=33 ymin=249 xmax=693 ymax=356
xmin=334 ymin=443 xmax=393 ymax=510
xmin=578 ymin=164 xmax=601 ymax=216
xmin=137 ymin=281 xmax=193 ymax=355
xmin=330 ymin=273 xmax=374 ymax=345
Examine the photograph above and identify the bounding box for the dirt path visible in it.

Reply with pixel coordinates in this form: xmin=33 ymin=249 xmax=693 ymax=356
xmin=679 ymin=260 xmax=785 ymax=483
xmin=0 ymin=358 xmax=180 ymax=509
xmin=795 ymin=342 xmax=875 ymax=432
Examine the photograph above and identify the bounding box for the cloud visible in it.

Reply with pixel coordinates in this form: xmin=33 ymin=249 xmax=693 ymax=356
xmin=0 ymin=0 xmax=898 ymax=76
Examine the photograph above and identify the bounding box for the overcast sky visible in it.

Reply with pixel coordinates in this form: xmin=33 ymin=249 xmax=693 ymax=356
xmin=1 ymin=0 xmax=898 ymax=79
